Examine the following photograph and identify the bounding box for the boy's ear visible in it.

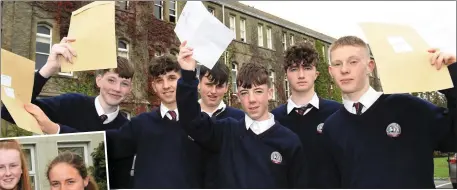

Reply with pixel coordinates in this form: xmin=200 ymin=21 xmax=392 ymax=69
xmin=95 ymin=75 xmax=102 ymax=88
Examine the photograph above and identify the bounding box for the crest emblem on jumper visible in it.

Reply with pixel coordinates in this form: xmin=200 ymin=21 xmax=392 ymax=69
xmin=386 ymin=123 xmax=401 ymax=137
xmin=270 ymin=151 xmax=282 ymax=164
xmin=316 ymin=123 xmax=324 ymax=134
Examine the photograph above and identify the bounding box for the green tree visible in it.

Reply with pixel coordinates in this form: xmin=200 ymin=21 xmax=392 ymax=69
xmin=314 ymin=40 xmax=342 ymax=102
xmin=89 ymin=142 xmax=107 ymax=190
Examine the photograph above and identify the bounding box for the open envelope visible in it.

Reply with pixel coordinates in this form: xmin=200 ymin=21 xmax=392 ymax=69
xmin=1 ymin=86 xmax=43 ymax=134
xmin=174 ymin=1 xmax=235 ymax=69
xmin=358 ymin=22 xmax=453 ymax=94
xmin=61 ymin=1 xmax=117 ymax=72
xmin=1 ymin=49 xmax=35 ymax=103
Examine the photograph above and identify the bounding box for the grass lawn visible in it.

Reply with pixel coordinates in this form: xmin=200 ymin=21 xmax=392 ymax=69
xmin=434 ymin=157 xmax=449 ymax=178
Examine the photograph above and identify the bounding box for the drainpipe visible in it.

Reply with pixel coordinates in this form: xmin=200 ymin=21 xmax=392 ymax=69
xmin=221 ymin=3 xmax=232 ymax=104
xmin=222 ymin=3 xmax=227 ymax=66
xmin=222 ymin=4 xmax=225 ymax=24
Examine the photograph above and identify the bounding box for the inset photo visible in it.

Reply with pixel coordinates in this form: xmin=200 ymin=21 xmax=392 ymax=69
xmin=0 ymin=131 xmax=108 ymax=190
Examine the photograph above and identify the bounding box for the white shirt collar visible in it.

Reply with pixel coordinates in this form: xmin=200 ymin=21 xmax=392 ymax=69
xmin=343 ymin=86 xmax=383 ymax=114
xmin=160 ymin=103 xmax=179 ymax=121
xmin=286 ymin=92 xmax=320 ymax=114
xmin=95 ymin=96 xmax=119 ymax=124
xmin=198 ymin=99 xmax=227 ymax=117
xmin=245 ymin=113 xmax=275 ymax=135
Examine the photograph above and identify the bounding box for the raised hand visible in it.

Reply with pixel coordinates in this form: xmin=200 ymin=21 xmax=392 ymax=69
xmin=24 ymin=103 xmax=60 ymax=134
xmin=177 ymin=41 xmax=197 ymax=71
xmin=428 ymin=49 xmax=456 ymax=70
xmin=39 ymin=37 xmax=77 ymax=78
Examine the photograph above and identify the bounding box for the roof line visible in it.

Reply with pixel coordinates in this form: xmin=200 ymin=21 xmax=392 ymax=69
xmin=212 ymin=1 xmax=336 ymax=44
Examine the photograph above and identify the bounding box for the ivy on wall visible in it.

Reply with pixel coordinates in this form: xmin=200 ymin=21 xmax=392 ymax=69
xmin=28 ymin=1 xmax=178 ymax=117
xmin=314 ymin=40 xmax=342 ymax=102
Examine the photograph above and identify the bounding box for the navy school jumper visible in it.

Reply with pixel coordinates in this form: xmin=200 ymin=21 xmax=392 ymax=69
xmin=177 ymin=70 xmax=308 ymax=188
xmin=0 ymin=71 xmax=133 ymax=189
xmin=271 ymin=98 xmax=341 ymax=188
xmin=203 ymin=106 xmax=244 ymax=189
xmin=319 ymin=63 xmax=457 ymax=188
xmin=105 ymin=108 xmax=206 ymax=189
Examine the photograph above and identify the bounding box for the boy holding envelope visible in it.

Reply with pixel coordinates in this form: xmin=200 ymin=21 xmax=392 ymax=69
xmin=176 ymin=41 xmax=307 ymax=188
xmin=1 ymin=37 xmax=135 ymax=189
xmin=320 ymin=35 xmax=456 ymax=188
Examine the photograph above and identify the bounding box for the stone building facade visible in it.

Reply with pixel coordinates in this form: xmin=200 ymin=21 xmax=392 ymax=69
xmin=1 ymin=1 xmax=382 ymax=135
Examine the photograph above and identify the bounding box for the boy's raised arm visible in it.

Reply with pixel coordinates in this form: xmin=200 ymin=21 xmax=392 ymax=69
xmin=176 ymin=41 xmax=226 ymax=152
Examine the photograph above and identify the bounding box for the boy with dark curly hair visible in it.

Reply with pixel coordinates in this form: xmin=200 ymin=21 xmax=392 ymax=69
xmin=271 ymin=42 xmax=341 ymax=188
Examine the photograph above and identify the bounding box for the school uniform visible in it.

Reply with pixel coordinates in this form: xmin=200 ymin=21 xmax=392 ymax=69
xmin=271 ymin=93 xmax=341 ymax=188
xmin=177 ymin=70 xmax=307 ymax=188
xmin=105 ymin=104 xmax=206 ymax=189
xmin=0 ymin=71 xmax=133 ymax=189
xmin=199 ymin=100 xmax=244 ymax=188
xmin=320 ymin=63 xmax=457 ymax=188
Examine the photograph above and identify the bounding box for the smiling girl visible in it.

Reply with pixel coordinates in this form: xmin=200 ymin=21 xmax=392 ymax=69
xmin=0 ymin=139 xmax=31 ymax=190
xmin=46 ymin=151 xmax=98 ymax=190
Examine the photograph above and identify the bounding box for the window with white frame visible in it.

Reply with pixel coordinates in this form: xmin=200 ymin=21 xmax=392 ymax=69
xmin=58 ymin=143 xmax=89 ymax=166
xmin=229 ymin=15 xmax=236 ymax=39
xmin=154 ymin=1 xmax=163 ymax=20
xmin=118 ymin=40 xmax=129 ymax=59
xmin=117 ymin=1 xmax=129 ymax=9
xmin=269 ymin=71 xmax=276 ymax=100
xmin=207 ymin=7 xmax=215 ymax=16
xmin=290 ymin=35 xmax=295 ymax=46
xmin=282 ymin=32 xmax=287 ymax=51
xmin=257 ymin=24 xmax=264 ymax=47
xmin=240 ymin=18 xmax=246 ymax=42
xmin=266 ymin=27 xmax=272 ymax=49
xmin=22 ymin=145 xmax=37 ymax=190
xmin=155 ymin=50 xmax=164 ymax=57
xmin=169 ymin=0 xmax=177 ymax=23
xmin=231 ymin=63 xmax=238 ymax=93
xmin=120 ymin=110 xmax=131 ymax=120
xmin=36 ymin=25 xmax=72 ymax=76
xmin=35 ymin=24 xmax=52 ymax=71
xmin=284 ymin=77 xmax=290 ymax=98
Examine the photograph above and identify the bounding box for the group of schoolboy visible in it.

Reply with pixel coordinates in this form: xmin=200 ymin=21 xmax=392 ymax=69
xmin=2 ymin=34 xmax=456 ymax=189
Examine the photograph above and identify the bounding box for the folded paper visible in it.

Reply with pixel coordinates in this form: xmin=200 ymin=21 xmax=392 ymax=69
xmin=1 ymin=86 xmax=43 ymax=134
xmin=1 ymin=49 xmax=35 ymax=103
xmin=359 ymin=22 xmax=453 ymax=94
xmin=174 ymin=1 xmax=235 ymax=69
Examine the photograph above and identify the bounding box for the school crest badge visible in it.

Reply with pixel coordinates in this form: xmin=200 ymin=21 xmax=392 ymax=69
xmin=270 ymin=151 xmax=282 ymax=164
xmin=386 ymin=123 xmax=401 ymax=137
xmin=316 ymin=123 xmax=324 ymax=134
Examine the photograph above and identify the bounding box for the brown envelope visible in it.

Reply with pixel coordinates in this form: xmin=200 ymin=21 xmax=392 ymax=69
xmin=60 ymin=1 xmax=117 ymax=72
xmin=1 ymin=49 xmax=35 ymax=103
xmin=359 ymin=22 xmax=453 ymax=94
xmin=1 ymin=86 xmax=43 ymax=134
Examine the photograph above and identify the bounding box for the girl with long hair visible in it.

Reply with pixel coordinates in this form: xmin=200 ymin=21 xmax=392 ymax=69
xmin=0 ymin=139 xmax=32 ymax=190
